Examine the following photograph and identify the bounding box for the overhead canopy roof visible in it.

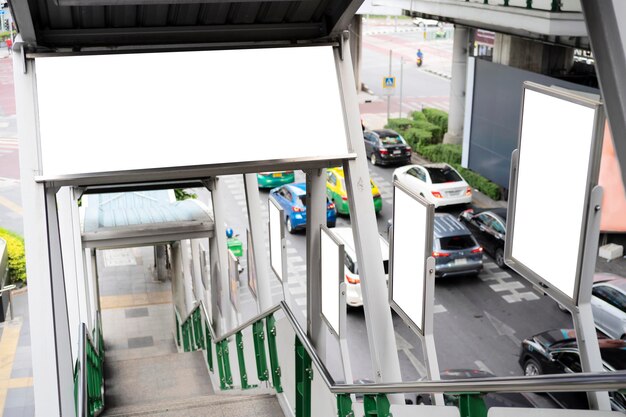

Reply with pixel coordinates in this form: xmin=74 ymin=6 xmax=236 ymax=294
xmin=82 ymin=190 xmax=214 ymax=249
xmin=11 ymin=0 xmax=364 ymax=50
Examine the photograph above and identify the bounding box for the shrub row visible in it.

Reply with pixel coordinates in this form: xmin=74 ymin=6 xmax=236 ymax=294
xmin=0 ymin=228 xmax=26 ymax=284
xmin=385 ymin=109 xmax=501 ymax=201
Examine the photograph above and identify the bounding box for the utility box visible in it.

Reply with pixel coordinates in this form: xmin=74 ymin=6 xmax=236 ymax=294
xmin=599 ymin=243 xmax=624 ymax=261
xmin=0 ymin=239 xmax=8 ymax=322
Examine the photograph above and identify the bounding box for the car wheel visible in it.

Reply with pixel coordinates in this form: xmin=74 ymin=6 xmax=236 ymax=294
xmin=286 ymin=217 xmax=295 ymax=234
xmin=524 ymin=358 xmax=542 ymax=376
xmin=495 ymin=249 xmax=505 ymax=268
xmin=370 ymin=152 xmax=378 ymax=166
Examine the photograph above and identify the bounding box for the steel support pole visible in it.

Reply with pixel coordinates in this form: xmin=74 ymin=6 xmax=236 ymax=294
xmin=580 ymin=0 xmax=626 ymax=190
xmin=13 ymin=42 xmax=72 ymax=417
xmin=244 ymin=173 xmax=273 ymax=312
xmin=44 ymin=186 xmax=78 ymax=417
xmin=422 ymin=257 xmax=444 ymax=406
xmin=305 ymin=168 xmax=327 ymax=357
xmin=207 ymin=177 xmax=238 ymax=332
xmin=444 ymin=25 xmax=469 ymax=145
xmin=335 ymin=33 xmax=403 ymax=403
xmin=573 ymin=186 xmax=610 ymax=411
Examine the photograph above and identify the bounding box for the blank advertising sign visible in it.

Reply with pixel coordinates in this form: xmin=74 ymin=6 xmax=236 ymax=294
xmin=228 ymin=250 xmax=240 ymax=312
xmin=269 ymin=198 xmax=284 ymax=282
xmin=389 ymin=183 xmax=434 ymax=335
xmin=246 ymin=230 xmax=258 ymax=300
xmin=34 ymin=46 xmax=349 ymax=177
xmin=321 ymin=226 xmax=343 ymax=337
xmin=507 ymin=82 xmax=603 ymax=304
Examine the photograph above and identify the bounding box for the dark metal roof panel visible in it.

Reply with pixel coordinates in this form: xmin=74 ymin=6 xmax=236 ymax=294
xmin=13 ymin=0 xmax=362 ymax=50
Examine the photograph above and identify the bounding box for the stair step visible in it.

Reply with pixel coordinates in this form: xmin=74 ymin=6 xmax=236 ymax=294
xmin=103 ymin=350 xmax=213 ymax=409
xmin=101 ymin=393 xmax=281 ymax=417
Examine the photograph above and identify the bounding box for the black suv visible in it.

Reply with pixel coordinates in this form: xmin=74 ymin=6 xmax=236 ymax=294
xmin=519 ymin=329 xmax=626 ymax=411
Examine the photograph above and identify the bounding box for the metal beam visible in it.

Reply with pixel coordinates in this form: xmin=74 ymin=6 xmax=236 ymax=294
xmin=36 ymin=154 xmax=356 ymax=188
xmin=580 ymin=0 xmax=626 ymax=190
xmin=328 ymin=0 xmax=366 ymax=38
xmin=57 ymin=0 xmax=303 ymax=4
xmin=7 ymin=1 xmax=36 ymax=46
xmin=335 ymin=33 xmax=403 ymax=403
xmin=37 ymin=22 xmax=325 ymax=48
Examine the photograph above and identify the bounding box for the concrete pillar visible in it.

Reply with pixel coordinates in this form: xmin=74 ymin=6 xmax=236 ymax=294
xmin=349 ymin=14 xmax=363 ymax=91
xmin=181 ymin=239 xmax=195 ymax=314
xmin=170 ymin=242 xmax=187 ymax=318
xmin=155 ymin=245 xmax=168 ymax=282
xmin=493 ymin=33 xmax=574 ymax=75
xmin=444 ymin=26 xmax=470 ymax=145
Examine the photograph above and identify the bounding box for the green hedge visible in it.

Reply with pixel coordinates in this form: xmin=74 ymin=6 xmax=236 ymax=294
xmin=422 ymin=107 xmax=449 ymax=135
xmin=386 ymin=108 xmax=501 ymax=200
xmin=0 ymin=228 xmax=26 ymax=284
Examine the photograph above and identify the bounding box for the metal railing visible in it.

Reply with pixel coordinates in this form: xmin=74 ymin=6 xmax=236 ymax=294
xmin=176 ymin=300 xmax=626 ymax=399
xmin=75 ymin=315 xmax=104 ymax=417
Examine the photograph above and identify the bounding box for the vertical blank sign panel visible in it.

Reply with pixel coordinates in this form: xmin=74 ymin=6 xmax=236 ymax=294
xmin=269 ymin=199 xmax=283 ymax=282
xmin=511 ymin=87 xmax=598 ymax=301
xmin=34 ymin=47 xmax=349 ymax=177
xmin=390 ymin=186 xmax=430 ymax=334
xmin=321 ymin=227 xmax=341 ymax=337
xmin=228 ymin=250 xmax=240 ymax=312
xmin=246 ymin=229 xmax=258 ymax=300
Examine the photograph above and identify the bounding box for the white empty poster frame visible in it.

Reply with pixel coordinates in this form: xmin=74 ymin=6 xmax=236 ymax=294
xmin=246 ymin=229 xmax=258 ymax=301
xmin=320 ymin=225 xmax=344 ymax=338
xmin=389 ymin=182 xmax=434 ymax=336
xmin=34 ymin=46 xmax=350 ymax=178
xmin=506 ymin=82 xmax=605 ymax=307
xmin=228 ymin=250 xmax=240 ymax=312
xmin=269 ymin=198 xmax=284 ymax=282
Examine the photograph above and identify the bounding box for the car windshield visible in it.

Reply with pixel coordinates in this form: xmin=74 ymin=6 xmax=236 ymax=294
xmin=440 ymin=236 xmax=476 ymax=250
xmin=426 ymin=166 xmax=462 ymax=184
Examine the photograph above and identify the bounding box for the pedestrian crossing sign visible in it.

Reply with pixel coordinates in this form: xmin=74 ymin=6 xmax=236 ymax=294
xmin=383 ymin=76 xmax=396 ymax=89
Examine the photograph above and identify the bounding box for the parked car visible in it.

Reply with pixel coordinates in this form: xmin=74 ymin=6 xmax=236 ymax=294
xmin=332 ymin=227 xmax=389 ymax=307
xmin=591 ymin=273 xmax=626 ymax=340
xmin=458 ymin=208 xmax=507 ymax=267
xmin=519 ymin=329 xmax=626 ymax=411
xmin=269 ymin=183 xmax=336 ymax=234
xmin=364 ymin=129 xmax=412 ymax=166
xmin=387 ymin=213 xmax=483 ymax=278
xmin=326 ymin=167 xmax=383 ymax=215
xmin=393 ymin=163 xmax=472 ymax=208
xmin=416 ymin=370 xmax=536 ymax=408
xmin=257 ymin=171 xmax=295 ymax=189
xmin=412 ymin=17 xmax=442 ymax=27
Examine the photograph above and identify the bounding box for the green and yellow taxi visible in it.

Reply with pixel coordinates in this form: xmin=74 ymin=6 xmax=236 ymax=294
xmin=257 ymin=171 xmax=295 ymax=189
xmin=326 ymin=168 xmax=382 ymax=215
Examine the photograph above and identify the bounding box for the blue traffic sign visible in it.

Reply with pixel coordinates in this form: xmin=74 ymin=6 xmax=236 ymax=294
xmin=382 ymin=76 xmax=396 ymax=89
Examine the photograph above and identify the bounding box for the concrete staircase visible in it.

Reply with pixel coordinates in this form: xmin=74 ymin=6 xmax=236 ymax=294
xmin=101 ymin=350 xmax=282 ymax=417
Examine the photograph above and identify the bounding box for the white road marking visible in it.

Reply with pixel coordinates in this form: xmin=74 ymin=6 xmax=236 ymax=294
xmin=474 ymin=360 xmax=493 ymax=374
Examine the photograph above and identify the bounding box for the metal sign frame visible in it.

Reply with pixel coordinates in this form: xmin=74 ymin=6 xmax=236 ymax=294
xmin=228 ymin=249 xmax=240 ymax=312
xmin=246 ymin=229 xmax=258 ymax=302
xmin=319 ymin=225 xmax=346 ymax=339
xmin=505 ymin=82 xmax=606 ymax=310
xmin=268 ymin=197 xmax=285 ymax=283
xmin=388 ymin=180 xmax=435 ymax=337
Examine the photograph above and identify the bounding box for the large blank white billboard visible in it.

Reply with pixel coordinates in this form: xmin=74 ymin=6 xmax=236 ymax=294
xmin=321 ymin=226 xmax=343 ymax=337
xmin=389 ymin=183 xmax=434 ymax=335
xmin=507 ymin=83 xmax=603 ymax=304
xmin=34 ymin=46 xmax=349 ymax=177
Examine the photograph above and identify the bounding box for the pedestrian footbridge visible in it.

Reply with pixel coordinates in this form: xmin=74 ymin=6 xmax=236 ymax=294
xmin=6 ymin=0 xmax=626 ymax=416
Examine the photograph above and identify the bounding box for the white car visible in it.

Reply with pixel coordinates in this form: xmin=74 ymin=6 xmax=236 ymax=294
xmin=591 ymin=273 xmax=626 ymax=340
xmin=331 ymin=227 xmax=389 ymax=307
xmin=393 ymin=163 xmax=472 ymax=208
xmin=412 ymin=17 xmax=442 ymax=27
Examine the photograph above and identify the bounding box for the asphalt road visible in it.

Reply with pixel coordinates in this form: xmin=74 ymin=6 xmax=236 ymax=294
xmin=208 ymin=163 xmax=573 ymax=395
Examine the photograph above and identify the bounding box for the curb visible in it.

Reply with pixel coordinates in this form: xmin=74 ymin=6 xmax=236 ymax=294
xmin=423 ymin=69 xmax=452 ymax=80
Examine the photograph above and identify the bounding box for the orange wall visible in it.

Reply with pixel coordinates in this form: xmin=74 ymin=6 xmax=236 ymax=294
xmin=599 ymin=122 xmax=626 ymax=232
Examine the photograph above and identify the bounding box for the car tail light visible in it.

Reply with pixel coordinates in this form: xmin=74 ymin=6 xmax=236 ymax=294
xmin=465 ymin=187 xmax=472 ymax=196
xmin=431 ymin=191 xmax=443 ymax=198
xmin=292 ymin=206 xmax=304 ymax=212
xmin=328 ymin=202 xmax=335 ymax=210
xmin=346 ymin=274 xmax=360 ymax=284
xmin=379 ymin=148 xmax=389 ymax=155
xmin=432 ymin=251 xmax=450 ymax=257
xmin=342 ymin=195 xmax=348 ymax=201
xmin=471 ymin=247 xmax=483 ymax=254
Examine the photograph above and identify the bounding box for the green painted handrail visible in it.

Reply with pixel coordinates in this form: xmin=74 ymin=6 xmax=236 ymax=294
xmin=295 ymin=337 xmax=312 ymax=417
xmin=74 ymin=319 xmax=104 ymax=417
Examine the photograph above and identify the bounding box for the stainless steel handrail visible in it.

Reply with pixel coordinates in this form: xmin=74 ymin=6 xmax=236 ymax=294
xmin=191 ymin=300 xmax=626 ymax=395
